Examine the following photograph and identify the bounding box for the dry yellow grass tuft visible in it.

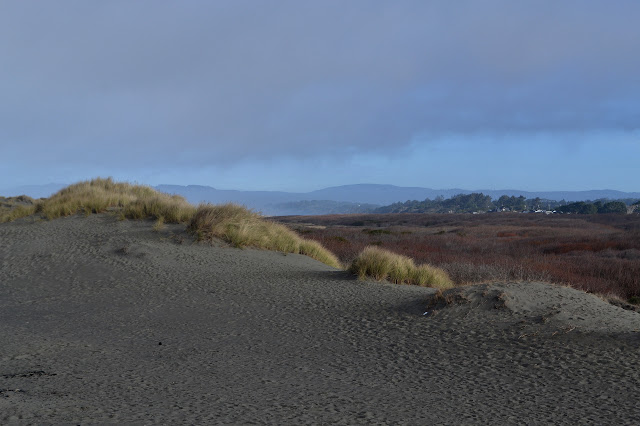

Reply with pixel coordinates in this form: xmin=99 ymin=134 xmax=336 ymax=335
xmin=349 ymin=246 xmax=453 ymax=289
xmin=188 ymin=203 xmax=342 ymax=269
xmin=152 ymin=216 xmax=165 ymax=232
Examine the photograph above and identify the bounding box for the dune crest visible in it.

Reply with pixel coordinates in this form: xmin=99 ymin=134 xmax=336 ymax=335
xmin=427 ymin=281 xmax=640 ymax=336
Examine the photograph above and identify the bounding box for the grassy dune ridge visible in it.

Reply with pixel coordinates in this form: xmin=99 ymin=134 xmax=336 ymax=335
xmin=35 ymin=178 xmax=195 ymax=222
xmin=0 ymin=178 xmax=339 ymax=268
xmin=0 ymin=177 xmax=454 ymax=286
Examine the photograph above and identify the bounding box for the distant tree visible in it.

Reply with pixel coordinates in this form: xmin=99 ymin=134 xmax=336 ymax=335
xmin=598 ymin=201 xmax=627 ymax=214
xmin=557 ymin=202 xmax=597 ymax=214
xmin=442 ymin=193 xmax=493 ymax=213
xmin=497 ymin=195 xmax=511 ymax=210
xmin=581 ymin=203 xmax=598 ymax=214
xmin=375 ymin=193 xmax=495 ymax=214
xmin=532 ymin=197 xmax=542 ymax=210
xmin=612 ymin=198 xmax=638 ymax=206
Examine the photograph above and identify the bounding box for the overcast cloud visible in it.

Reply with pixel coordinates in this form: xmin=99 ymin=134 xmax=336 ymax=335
xmin=1 ymin=1 xmax=639 ymax=190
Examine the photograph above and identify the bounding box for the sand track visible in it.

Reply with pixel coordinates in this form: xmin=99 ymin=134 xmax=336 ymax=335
xmin=1 ymin=214 xmax=639 ymax=424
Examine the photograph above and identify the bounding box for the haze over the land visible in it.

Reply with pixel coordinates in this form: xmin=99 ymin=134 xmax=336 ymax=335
xmin=1 ymin=1 xmax=639 ymax=192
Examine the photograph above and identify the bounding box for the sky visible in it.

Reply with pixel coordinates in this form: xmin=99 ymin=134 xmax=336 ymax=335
xmin=1 ymin=0 xmax=639 ymax=193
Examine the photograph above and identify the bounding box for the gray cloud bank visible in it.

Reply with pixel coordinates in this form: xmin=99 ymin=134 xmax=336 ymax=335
xmin=1 ymin=0 xmax=639 ymax=168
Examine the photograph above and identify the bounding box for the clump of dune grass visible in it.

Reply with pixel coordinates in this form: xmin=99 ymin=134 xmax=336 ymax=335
xmin=350 ymin=246 xmax=453 ymax=289
xmin=188 ymin=203 xmax=342 ymax=269
xmin=32 ymin=177 xmax=195 ymax=222
xmin=152 ymin=216 xmax=165 ymax=232
xmin=0 ymin=204 xmax=38 ymax=223
xmin=0 ymin=195 xmax=38 ymax=223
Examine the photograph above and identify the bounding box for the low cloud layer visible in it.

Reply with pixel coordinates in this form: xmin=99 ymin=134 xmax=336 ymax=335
xmin=1 ymin=1 xmax=639 ymax=170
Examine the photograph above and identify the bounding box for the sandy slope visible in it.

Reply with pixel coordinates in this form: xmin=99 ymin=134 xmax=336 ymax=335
xmin=1 ymin=214 xmax=639 ymax=425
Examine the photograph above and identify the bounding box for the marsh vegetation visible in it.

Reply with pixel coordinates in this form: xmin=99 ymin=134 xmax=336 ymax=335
xmin=276 ymin=212 xmax=640 ymax=302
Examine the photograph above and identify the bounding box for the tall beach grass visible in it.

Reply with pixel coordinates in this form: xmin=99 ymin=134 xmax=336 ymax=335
xmin=32 ymin=177 xmax=195 ymax=222
xmin=350 ymin=246 xmax=453 ymax=289
xmin=0 ymin=204 xmax=38 ymax=223
xmin=188 ymin=203 xmax=342 ymax=269
xmin=0 ymin=195 xmax=37 ymax=223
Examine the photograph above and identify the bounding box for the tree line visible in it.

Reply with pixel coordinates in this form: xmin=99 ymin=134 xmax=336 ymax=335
xmin=374 ymin=193 xmax=639 ymax=214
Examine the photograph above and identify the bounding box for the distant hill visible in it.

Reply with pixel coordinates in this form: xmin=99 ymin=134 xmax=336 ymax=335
xmin=154 ymin=184 xmax=299 ymax=208
xmin=266 ymin=200 xmax=380 ymax=216
xmin=2 ymin=182 xmax=639 ymax=216
xmin=306 ymin=184 xmax=464 ymax=204
xmin=0 ymin=183 xmax=67 ymax=199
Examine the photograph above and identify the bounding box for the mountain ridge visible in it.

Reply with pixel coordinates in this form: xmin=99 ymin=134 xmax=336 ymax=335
xmin=2 ymin=182 xmax=639 ymax=216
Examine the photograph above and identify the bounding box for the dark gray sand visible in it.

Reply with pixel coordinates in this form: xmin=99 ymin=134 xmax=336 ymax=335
xmin=1 ymin=214 xmax=639 ymax=424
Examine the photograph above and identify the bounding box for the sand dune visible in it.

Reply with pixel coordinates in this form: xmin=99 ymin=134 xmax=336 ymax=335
xmin=1 ymin=214 xmax=639 ymax=424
